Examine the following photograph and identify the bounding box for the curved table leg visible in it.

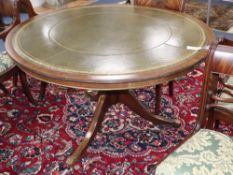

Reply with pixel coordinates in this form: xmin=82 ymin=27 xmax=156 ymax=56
xmin=38 ymin=81 xmax=48 ymax=100
xmin=12 ymin=67 xmax=18 ymax=87
xmin=155 ymin=84 xmax=161 ymax=114
xmin=66 ymin=90 xmax=180 ymax=166
xmin=18 ymin=69 xmax=37 ymax=105
xmin=66 ymin=93 xmax=111 ymax=167
xmin=118 ymin=90 xmax=180 ymax=127
xmin=168 ymin=81 xmax=173 ymax=96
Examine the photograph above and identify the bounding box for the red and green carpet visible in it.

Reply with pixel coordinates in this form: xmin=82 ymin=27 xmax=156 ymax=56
xmin=0 ymin=63 xmax=232 ymax=175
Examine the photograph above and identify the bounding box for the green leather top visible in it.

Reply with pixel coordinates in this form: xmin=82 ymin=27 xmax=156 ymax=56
xmin=11 ymin=5 xmax=211 ymax=75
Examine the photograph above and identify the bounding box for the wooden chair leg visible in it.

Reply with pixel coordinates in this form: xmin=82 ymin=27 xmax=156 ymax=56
xmin=168 ymin=81 xmax=173 ymax=96
xmin=214 ymin=120 xmax=220 ymax=129
xmin=12 ymin=68 xmax=18 ymax=87
xmin=18 ymin=69 xmax=36 ymax=104
xmin=155 ymin=84 xmax=162 ymax=114
xmin=206 ymin=109 xmax=215 ymax=129
xmin=0 ymin=82 xmax=8 ymax=94
xmin=38 ymin=81 xmax=47 ymax=100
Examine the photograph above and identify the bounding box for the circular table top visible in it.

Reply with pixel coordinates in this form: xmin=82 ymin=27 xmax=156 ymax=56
xmin=6 ymin=5 xmax=215 ymax=90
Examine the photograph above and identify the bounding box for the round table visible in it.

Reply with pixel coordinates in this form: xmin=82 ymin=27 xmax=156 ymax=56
xmin=6 ymin=5 xmax=215 ymax=166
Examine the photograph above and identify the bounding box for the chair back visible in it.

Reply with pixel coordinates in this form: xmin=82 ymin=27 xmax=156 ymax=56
xmin=197 ymin=41 xmax=233 ymax=130
xmin=14 ymin=0 xmax=37 ymax=22
xmin=0 ymin=0 xmax=16 ymax=17
xmin=134 ymin=0 xmax=186 ymax=12
xmin=0 ymin=0 xmax=18 ymax=40
xmin=219 ymin=38 xmax=233 ymax=46
xmin=0 ymin=0 xmax=36 ymax=40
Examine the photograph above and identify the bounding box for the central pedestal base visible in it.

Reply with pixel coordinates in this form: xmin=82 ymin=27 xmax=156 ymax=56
xmin=66 ymin=90 xmax=180 ymax=166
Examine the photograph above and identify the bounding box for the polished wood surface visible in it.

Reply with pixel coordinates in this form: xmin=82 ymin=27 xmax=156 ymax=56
xmin=196 ymin=42 xmax=233 ymax=130
xmin=67 ymin=93 xmax=108 ymax=166
xmin=207 ymin=44 xmax=233 ymax=129
xmin=6 ymin=5 xmax=214 ymax=90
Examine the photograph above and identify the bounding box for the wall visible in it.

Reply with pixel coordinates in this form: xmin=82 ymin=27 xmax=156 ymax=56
xmin=30 ymin=0 xmax=45 ymax=7
xmin=30 ymin=0 xmax=75 ymax=7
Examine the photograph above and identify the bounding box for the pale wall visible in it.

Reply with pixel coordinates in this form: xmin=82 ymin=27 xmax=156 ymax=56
xmin=30 ymin=0 xmax=45 ymax=7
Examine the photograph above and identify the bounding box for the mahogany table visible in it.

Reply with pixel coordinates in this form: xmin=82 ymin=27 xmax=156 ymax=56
xmin=6 ymin=5 xmax=215 ymax=166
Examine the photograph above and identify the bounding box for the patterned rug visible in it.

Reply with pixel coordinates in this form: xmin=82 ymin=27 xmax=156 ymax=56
xmin=0 ymin=63 xmax=232 ymax=174
xmin=0 ymin=1 xmax=233 ymax=175
xmin=185 ymin=0 xmax=233 ymax=31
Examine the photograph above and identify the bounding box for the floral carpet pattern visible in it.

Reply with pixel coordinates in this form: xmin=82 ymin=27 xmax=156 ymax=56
xmin=0 ymin=64 xmax=233 ymax=175
xmin=185 ymin=0 xmax=233 ymax=31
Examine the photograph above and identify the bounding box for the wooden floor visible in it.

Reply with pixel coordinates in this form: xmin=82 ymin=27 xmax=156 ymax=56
xmin=34 ymin=0 xmax=95 ymax=14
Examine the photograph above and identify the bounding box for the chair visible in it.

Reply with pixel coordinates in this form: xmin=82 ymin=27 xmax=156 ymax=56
xmin=155 ymin=42 xmax=233 ymax=174
xmin=133 ymin=0 xmax=186 ymax=114
xmin=134 ymin=0 xmax=186 ymax=11
xmin=0 ymin=0 xmax=19 ymax=94
xmin=205 ymin=38 xmax=233 ymax=129
xmin=0 ymin=0 xmax=43 ymax=104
